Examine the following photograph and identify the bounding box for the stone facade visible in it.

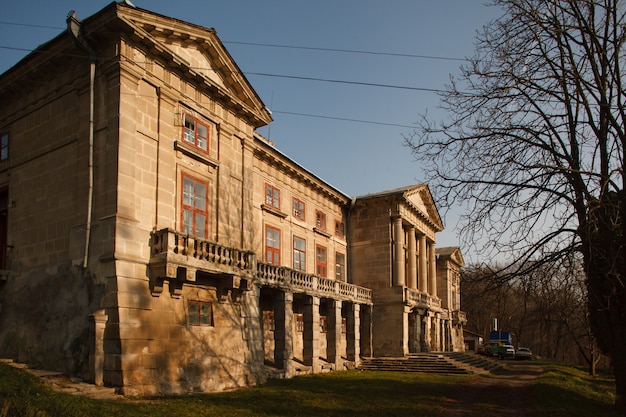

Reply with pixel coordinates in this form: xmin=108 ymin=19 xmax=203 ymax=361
xmin=0 ymin=2 xmax=464 ymax=396
xmin=350 ymin=187 xmax=467 ymax=356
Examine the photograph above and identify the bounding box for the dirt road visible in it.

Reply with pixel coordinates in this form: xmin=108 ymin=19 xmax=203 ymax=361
xmin=440 ymin=363 xmax=544 ymax=417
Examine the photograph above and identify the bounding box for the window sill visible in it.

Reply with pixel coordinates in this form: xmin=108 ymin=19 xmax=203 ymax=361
xmin=174 ymin=140 xmax=219 ymax=167
xmin=313 ymin=227 xmax=332 ymax=238
xmin=261 ymin=204 xmax=288 ymax=218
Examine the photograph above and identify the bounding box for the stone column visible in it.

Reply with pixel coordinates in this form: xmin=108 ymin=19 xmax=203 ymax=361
xmin=360 ymin=305 xmax=372 ymax=357
xmin=407 ymin=226 xmax=417 ymax=289
xmin=346 ymin=303 xmax=361 ymax=363
xmin=429 ymin=242 xmax=437 ymax=298
xmin=303 ymin=296 xmax=320 ymax=369
xmin=393 ymin=216 xmax=405 ymax=287
xmin=90 ymin=309 xmax=108 ymax=386
xmin=327 ymin=300 xmax=343 ymax=368
xmin=421 ymin=314 xmax=431 ymax=352
xmin=274 ymin=291 xmax=294 ymax=371
xmin=418 ymin=235 xmax=427 ymax=292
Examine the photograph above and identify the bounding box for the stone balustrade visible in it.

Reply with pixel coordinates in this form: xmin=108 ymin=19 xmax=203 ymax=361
xmin=149 ymin=228 xmax=256 ymax=297
xmin=256 ymin=262 xmax=373 ymax=304
xmin=405 ymin=287 xmax=442 ymax=310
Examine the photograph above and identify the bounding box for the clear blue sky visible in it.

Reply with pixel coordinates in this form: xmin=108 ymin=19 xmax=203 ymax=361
xmin=0 ymin=1 xmax=502 ymax=260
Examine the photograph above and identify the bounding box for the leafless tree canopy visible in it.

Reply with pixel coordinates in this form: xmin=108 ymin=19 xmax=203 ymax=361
xmin=405 ymin=0 xmax=626 ymax=412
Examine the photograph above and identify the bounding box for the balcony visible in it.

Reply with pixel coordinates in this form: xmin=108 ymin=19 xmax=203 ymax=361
xmin=404 ymin=287 xmax=442 ymax=310
xmin=452 ymin=310 xmax=467 ymax=325
xmin=149 ymin=228 xmax=256 ymax=298
xmin=257 ymin=262 xmax=373 ymax=305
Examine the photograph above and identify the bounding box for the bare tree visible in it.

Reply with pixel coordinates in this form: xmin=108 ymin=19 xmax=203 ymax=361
xmin=405 ymin=0 xmax=626 ymax=412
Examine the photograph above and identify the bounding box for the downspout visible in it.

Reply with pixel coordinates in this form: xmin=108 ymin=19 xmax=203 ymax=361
xmin=67 ymin=11 xmax=96 ymax=269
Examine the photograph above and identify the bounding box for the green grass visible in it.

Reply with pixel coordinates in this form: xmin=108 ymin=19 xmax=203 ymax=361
xmin=529 ymin=361 xmax=619 ymax=417
xmin=0 ymin=360 xmax=619 ymax=417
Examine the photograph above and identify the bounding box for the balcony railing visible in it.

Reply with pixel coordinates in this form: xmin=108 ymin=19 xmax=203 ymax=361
xmin=257 ymin=262 xmax=373 ymax=304
xmin=452 ymin=310 xmax=467 ymax=324
xmin=150 ymin=228 xmax=256 ymax=271
xmin=404 ymin=287 xmax=442 ymax=310
xmin=149 ymin=228 xmax=256 ymax=297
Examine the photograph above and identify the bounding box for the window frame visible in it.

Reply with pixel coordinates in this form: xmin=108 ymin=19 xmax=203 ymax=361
xmin=265 ymin=184 xmax=280 ymax=210
xmin=293 ymin=235 xmax=306 ymax=272
xmin=334 ymin=219 xmax=345 ymax=238
xmin=320 ymin=316 xmax=328 ymax=333
xmin=181 ymin=172 xmax=209 ymax=238
xmin=0 ymin=133 xmax=8 ymax=161
xmin=187 ymin=300 xmax=213 ymax=327
xmin=292 ymin=197 xmax=305 ymax=220
xmin=315 ymin=210 xmax=327 ymax=230
xmin=265 ymin=225 xmax=281 ymax=265
xmin=335 ymin=252 xmax=346 ymax=281
xmin=182 ymin=113 xmax=210 ymax=153
xmin=295 ymin=314 xmax=304 ymax=333
xmin=316 ymin=244 xmax=327 ymax=277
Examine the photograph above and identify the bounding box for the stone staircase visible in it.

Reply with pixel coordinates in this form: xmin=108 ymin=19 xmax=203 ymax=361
xmin=358 ymin=352 xmax=502 ymax=375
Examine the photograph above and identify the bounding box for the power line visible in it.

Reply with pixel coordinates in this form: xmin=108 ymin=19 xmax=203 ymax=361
xmin=223 ymin=40 xmax=467 ymax=62
xmin=0 ymin=20 xmax=467 ymax=63
xmin=245 ymin=72 xmax=446 ymax=93
xmin=271 ymin=110 xmax=417 ymax=128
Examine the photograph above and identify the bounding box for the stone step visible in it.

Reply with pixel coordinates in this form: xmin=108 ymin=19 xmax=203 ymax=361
xmin=357 ymin=354 xmax=472 ymax=375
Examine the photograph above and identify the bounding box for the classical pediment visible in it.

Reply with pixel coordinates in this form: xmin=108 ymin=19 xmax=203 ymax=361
xmin=404 ymin=185 xmax=444 ymax=231
xmin=115 ymin=4 xmax=272 ymax=127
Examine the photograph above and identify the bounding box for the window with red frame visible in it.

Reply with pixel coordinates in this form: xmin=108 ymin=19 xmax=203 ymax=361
xmin=182 ymin=113 xmax=209 ymax=152
xmin=265 ymin=225 xmax=281 ymax=265
xmin=316 ymin=244 xmax=327 ymax=277
xmin=335 ymin=252 xmax=346 ymax=281
xmin=320 ymin=316 xmax=327 ymax=333
xmin=182 ymin=173 xmax=208 ymax=238
xmin=293 ymin=236 xmax=306 ymax=271
xmin=295 ymin=314 xmax=304 ymax=332
xmin=292 ymin=197 xmax=305 ymax=220
xmin=265 ymin=184 xmax=280 ymax=210
xmin=315 ymin=210 xmax=326 ymax=230
xmin=188 ymin=300 xmax=213 ymax=326
xmin=334 ymin=219 xmax=345 ymax=238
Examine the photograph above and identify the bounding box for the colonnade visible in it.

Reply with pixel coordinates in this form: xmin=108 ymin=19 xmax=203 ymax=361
xmin=265 ymin=290 xmax=372 ymax=374
xmin=392 ymin=216 xmax=437 ymax=296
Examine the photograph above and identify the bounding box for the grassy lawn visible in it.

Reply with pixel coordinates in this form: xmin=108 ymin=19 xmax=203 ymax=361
xmin=529 ymin=361 xmax=619 ymax=417
xmin=0 ymin=360 xmax=619 ymax=417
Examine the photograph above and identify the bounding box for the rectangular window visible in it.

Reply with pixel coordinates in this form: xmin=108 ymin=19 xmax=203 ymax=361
xmin=182 ymin=113 xmax=209 ymax=152
xmin=0 ymin=133 xmax=8 ymax=161
xmin=320 ymin=316 xmax=327 ymax=333
xmin=293 ymin=236 xmax=306 ymax=271
xmin=335 ymin=252 xmax=346 ymax=281
xmin=188 ymin=300 xmax=213 ymax=326
xmin=334 ymin=219 xmax=345 ymax=238
xmin=181 ymin=173 xmax=208 ymax=238
xmin=295 ymin=314 xmax=304 ymax=332
xmin=316 ymin=244 xmax=327 ymax=277
xmin=265 ymin=225 xmax=281 ymax=265
xmin=292 ymin=197 xmax=305 ymax=220
xmin=265 ymin=184 xmax=280 ymax=209
xmin=316 ymin=210 xmax=327 ymax=230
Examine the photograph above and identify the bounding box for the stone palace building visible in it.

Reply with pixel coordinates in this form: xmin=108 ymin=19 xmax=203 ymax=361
xmin=0 ymin=2 xmax=466 ymax=395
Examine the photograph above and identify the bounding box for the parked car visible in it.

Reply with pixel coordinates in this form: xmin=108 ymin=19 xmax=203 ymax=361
xmin=485 ymin=342 xmax=516 ymax=359
xmin=516 ymin=347 xmax=533 ymax=360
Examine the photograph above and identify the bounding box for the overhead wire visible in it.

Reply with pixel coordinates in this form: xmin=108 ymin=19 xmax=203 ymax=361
xmin=0 ymin=18 xmax=465 ymax=129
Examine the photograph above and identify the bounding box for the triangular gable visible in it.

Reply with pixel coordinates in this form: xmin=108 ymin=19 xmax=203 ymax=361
xmin=115 ymin=4 xmax=272 ymax=127
xmin=437 ymin=247 xmax=465 ymax=267
xmin=404 ymin=185 xmax=444 ymax=231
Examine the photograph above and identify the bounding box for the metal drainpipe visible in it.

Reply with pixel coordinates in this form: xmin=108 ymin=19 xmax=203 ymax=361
xmin=66 ymin=11 xmax=96 ymax=269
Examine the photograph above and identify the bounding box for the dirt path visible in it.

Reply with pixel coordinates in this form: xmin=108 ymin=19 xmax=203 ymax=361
xmin=440 ymin=363 xmax=544 ymax=417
